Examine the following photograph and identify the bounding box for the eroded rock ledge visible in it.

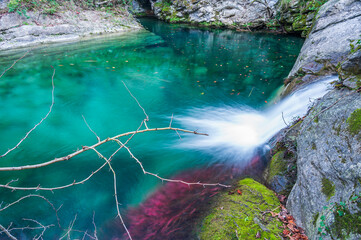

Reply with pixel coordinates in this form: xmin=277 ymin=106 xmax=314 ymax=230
xmin=0 ymin=5 xmax=142 ymax=50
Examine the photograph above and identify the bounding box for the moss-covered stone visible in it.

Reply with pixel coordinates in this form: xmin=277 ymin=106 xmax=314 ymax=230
xmin=199 ymin=178 xmax=282 ymax=240
xmin=321 ymin=177 xmax=335 ymax=200
xmin=268 ymin=151 xmax=288 ymax=181
xmin=330 ymin=200 xmax=361 ymax=239
xmin=347 ymin=108 xmax=361 ymax=137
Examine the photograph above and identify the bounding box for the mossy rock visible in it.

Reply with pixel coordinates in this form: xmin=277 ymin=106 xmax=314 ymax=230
xmin=267 ymin=151 xmax=288 ymax=182
xmin=198 ymin=178 xmax=282 ymax=240
xmin=347 ymin=108 xmax=361 ymax=138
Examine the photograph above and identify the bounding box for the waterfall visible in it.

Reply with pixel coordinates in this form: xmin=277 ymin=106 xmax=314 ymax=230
xmin=177 ymin=75 xmax=337 ymax=162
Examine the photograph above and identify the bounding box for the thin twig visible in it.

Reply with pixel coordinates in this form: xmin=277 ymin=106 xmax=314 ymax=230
xmin=59 ymin=214 xmax=77 ymax=240
xmin=0 ymin=194 xmax=61 ymax=228
xmin=0 ymin=224 xmax=17 ymax=240
xmin=0 ymin=50 xmax=31 ymax=79
xmin=0 ymin=67 xmax=55 ymax=158
xmin=22 ymin=218 xmax=53 ymax=240
xmin=169 ymin=113 xmax=174 ymax=128
xmin=92 ymin=212 xmax=98 ymax=240
xmin=112 ymin=138 xmax=230 ymax=188
xmin=281 ymin=112 xmax=289 ymax=127
xmin=0 ymin=127 xmax=207 ymax=172
xmin=82 ymin=115 xmax=101 ymax=142
xmin=122 ymin=81 xmax=149 ymax=123
xmin=87 ymin=147 xmax=132 ymax=240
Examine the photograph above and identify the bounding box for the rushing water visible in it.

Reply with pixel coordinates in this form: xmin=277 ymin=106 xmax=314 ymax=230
xmin=0 ymin=18 xmax=305 ymax=239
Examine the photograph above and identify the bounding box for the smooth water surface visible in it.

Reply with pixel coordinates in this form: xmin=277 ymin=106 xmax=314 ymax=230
xmin=0 ymin=18 xmax=303 ymax=238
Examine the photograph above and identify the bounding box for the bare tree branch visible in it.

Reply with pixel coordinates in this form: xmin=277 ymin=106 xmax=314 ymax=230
xmin=0 ymin=67 xmax=55 ymax=158
xmin=0 ymin=50 xmax=31 ymax=79
xmin=0 ymin=194 xmax=61 ymax=228
xmin=122 ymin=81 xmax=149 ymax=128
xmin=59 ymin=214 xmax=77 ymax=240
xmin=0 ymin=224 xmax=17 ymax=240
xmin=112 ymin=138 xmax=230 ymax=188
xmin=92 ymin=212 xmax=98 ymax=240
xmin=0 ymin=127 xmax=207 ymax=172
xmin=82 ymin=115 xmax=101 ymax=142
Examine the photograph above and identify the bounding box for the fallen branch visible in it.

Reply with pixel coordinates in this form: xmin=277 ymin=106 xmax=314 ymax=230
xmin=0 ymin=66 xmax=55 ymax=159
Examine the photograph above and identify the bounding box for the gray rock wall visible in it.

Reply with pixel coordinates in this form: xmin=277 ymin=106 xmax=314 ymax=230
xmin=288 ymin=0 xmax=361 ymax=78
xmin=287 ymin=89 xmax=361 ymax=239
xmin=0 ymin=7 xmax=142 ymax=50
xmin=151 ymin=0 xmax=278 ymax=27
xmin=281 ymin=0 xmax=361 ymax=239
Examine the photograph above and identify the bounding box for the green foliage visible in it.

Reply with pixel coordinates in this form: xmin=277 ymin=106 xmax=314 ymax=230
xmin=279 ymin=0 xmax=292 ymax=11
xmin=266 ymin=19 xmax=279 ymax=30
xmin=7 ymin=0 xmax=134 ymax=15
xmin=347 ymin=108 xmax=361 ymax=137
xmin=276 ymin=0 xmax=329 ymax=36
xmin=316 ymin=194 xmax=361 ymax=239
xmin=321 ymin=178 xmax=335 ymax=200
xmin=7 ymin=0 xmax=60 ymax=15
xmin=350 ymin=35 xmax=361 ymax=53
xmin=7 ymin=0 xmax=20 ymax=12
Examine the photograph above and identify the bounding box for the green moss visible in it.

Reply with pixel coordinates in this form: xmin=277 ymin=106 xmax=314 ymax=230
xmin=314 ymin=116 xmax=319 ymax=123
xmin=347 ymin=108 xmax=361 ymax=136
xmin=333 ymin=124 xmax=341 ymax=136
xmin=331 ymin=202 xmax=361 ymax=239
xmin=292 ymin=15 xmax=307 ymax=32
xmin=313 ymin=212 xmax=319 ymax=226
xmin=312 ymin=142 xmax=317 ymax=150
xmin=268 ymin=151 xmax=287 ymax=181
xmin=199 ymin=178 xmax=282 ymax=240
xmin=321 ymin=178 xmax=335 ymax=201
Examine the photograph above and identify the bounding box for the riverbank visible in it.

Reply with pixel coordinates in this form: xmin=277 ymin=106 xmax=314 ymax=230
xmin=0 ymin=3 xmax=142 ymax=50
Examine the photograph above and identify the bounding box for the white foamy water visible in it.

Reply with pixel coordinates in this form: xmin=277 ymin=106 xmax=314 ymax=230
xmin=178 ymin=76 xmax=337 ymax=161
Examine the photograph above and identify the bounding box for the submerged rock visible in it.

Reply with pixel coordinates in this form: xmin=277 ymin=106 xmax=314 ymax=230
xmin=198 ymin=178 xmax=283 ymax=240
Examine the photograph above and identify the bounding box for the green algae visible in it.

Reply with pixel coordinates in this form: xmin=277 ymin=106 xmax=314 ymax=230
xmin=199 ymin=178 xmax=282 ymax=240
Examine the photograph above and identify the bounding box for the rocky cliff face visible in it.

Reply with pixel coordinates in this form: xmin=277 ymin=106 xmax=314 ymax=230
xmin=272 ymin=0 xmax=361 ymax=239
xmin=283 ymin=0 xmax=361 ymax=95
xmin=287 ymin=89 xmax=361 ymax=239
xmin=150 ymin=0 xmax=278 ymax=28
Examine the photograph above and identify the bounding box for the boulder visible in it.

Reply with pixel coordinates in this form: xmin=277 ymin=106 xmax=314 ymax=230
xmin=286 ymin=89 xmax=361 ymax=239
xmin=287 ymin=0 xmax=361 ymax=79
xmin=198 ymin=178 xmax=283 ymax=240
